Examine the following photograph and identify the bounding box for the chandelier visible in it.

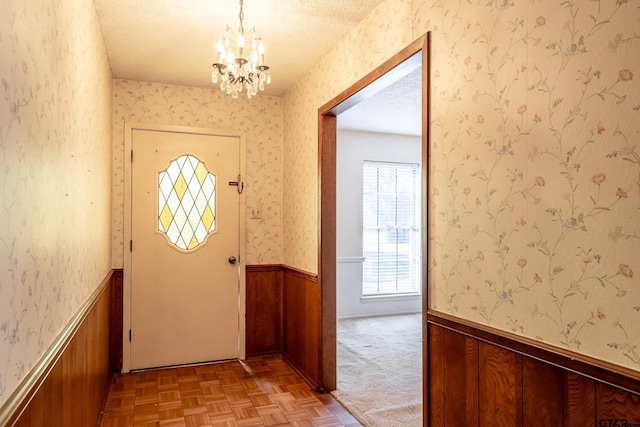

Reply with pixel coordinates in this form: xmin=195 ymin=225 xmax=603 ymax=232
xmin=211 ymin=0 xmax=271 ymax=99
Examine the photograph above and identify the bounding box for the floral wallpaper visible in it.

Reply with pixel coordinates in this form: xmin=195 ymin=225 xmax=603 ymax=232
xmin=283 ymin=0 xmax=414 ymax=273
xmin=284 ymin=0 xmax=640 ymax=371
xmin=112 ymin=80 xmax=283 ymax=267
xmin=0 ymin=0 xmax=112 ymax=407
xmin=420 ymin=0 xmax=640 ymax=371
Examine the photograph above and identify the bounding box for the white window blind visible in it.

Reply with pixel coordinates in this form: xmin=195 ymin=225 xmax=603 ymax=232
xmin=362 ymin=161 xmax=421 ymax=296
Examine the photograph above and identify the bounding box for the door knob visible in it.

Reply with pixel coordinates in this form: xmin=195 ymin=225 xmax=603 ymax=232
xmin=228 ymin=256 xmax=237 ymax=265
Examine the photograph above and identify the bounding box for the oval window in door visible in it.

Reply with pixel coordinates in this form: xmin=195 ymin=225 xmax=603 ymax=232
xmin=158 ymin=154 xmax=216 ymax=251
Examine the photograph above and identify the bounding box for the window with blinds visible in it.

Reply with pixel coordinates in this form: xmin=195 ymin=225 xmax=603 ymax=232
xmin=362 ymin=161 xmax=421 ymax=296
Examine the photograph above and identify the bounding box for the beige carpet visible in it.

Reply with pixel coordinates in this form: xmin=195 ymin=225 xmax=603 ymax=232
xmin=332 ymin=313 xmax=423 ymax=427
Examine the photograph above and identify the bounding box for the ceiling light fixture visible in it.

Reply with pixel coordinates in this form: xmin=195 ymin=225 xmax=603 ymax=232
xmin=211 ymin=0 xmax=271 ymax=99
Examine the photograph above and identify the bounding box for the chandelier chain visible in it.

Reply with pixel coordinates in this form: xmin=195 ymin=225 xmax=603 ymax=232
xmin=238 ymin=0 xmax=244 ymax=35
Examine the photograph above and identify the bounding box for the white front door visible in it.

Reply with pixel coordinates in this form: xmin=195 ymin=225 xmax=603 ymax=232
xmin=129 ymin=127 xmax=243 ymax=370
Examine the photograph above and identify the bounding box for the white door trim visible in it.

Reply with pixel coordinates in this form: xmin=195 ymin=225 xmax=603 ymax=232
xmin=122 ymin=122 xmax=247 ymax=373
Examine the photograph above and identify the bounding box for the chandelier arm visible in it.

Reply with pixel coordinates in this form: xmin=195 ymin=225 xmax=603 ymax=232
xmin=212 ymin=0 xmax=270 ymax=98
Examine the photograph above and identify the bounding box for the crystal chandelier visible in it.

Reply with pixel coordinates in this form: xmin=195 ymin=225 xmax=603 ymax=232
xmin=211 ymin=0 xmax=271 ymax=99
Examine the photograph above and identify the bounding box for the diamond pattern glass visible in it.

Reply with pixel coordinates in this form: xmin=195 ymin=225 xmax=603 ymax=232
xmin=158 ymin=155 xmax=216 ymax=250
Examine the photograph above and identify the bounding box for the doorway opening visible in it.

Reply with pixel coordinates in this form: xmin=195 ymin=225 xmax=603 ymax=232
xmin=318 ymin=33 xmax=430 ymax=423
xmin=337 ymin=69 xmax=423 ymax=317
xmin=332 ymin=67 xmax=423 ymax=424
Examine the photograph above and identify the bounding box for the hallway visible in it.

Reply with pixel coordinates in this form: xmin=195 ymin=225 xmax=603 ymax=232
xmin=99 ymin=357 xmax=361 ymax=427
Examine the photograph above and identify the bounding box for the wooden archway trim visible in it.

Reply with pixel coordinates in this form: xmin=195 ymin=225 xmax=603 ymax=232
xmin=317 ymin=32 xmax=431 ymax=414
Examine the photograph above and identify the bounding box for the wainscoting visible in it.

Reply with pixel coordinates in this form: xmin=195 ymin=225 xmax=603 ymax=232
xmin=282 ymin=266 xmax=322 ymax=389
xmin=5 ymin=266 xmax=317 ymax=426
xmin=245 ymin=264 xmax=283 ymax=357
xmin=11 ymin=267 xmax=637 ymax=426
xmin=1 ymin=270 xmax=118 ymax=427
xmin=248 ymin=266 xmax=640 ymax=426
xmin=427 ymin=311 xmax=640 ymax=426
xmin=246 ymin=265 xmax=322 ymax=390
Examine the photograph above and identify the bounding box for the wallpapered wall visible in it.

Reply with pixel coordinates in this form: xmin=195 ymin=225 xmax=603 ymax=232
xmin=112 ymin=80 xmax=284 ymax=267
xmin=0 ymin=0 xmax=113 ymax=407
xmin=283 ymin=0 xmax=640 ymax=371
xmin=283 ymin=0 xmax=415 ymax=273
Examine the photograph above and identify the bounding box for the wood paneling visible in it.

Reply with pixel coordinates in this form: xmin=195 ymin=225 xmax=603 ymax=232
xmin=246 ymin=265 xmax=283 ymax=357
xmin=522 ymin=357 xmax=563 ymax=427
xmin=429 ymin=310 xmax=640 ymax=395
xmin=5 ymin=272 xmax=115 ymax=427
xmin=564 ymin=372 xmax=595 ymax=427
xmin=428 ymin=324 xmax=445 ymax=427
xmin=110 ymin=270 xmax=123 ymax=372
xmin=244 ymin=265 xmax=323 ymax=391
xmin=282 ymin=266 xmax=321 ymax=389
xmin=444 ymin=328 xmax=478 ymax=427
xmin=479 ymin=342 xmax=522 ymax=426
xmin=427 ymin=313 xmax=640 ymax=427
xmin=428 ymin=324 xmax=480 ymax=427
xmin=596 ymin=382 xmax=640 ymax=425
xmin=46 ymin=363 xmax=63 ymax=426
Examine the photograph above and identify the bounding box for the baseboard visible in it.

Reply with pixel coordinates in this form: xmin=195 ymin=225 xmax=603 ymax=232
xmin=337 ymin=310 xmax=422 ymax=320
xmin=246 ymin=349 xmax=283 ymax=359
xmin=281 ymin=353 xmax=320 ymax=392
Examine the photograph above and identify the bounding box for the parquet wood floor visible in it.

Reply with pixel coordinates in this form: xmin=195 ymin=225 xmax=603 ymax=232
xmin=99 ymin=356 xmax=362 ymax=427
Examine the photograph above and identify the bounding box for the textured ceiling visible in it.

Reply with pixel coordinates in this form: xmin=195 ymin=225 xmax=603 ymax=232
xmin=94 ymin=0 xmax=387 ymax=96
xmin=338 ymin=67 xmax=422 ymax=137
xmin=94 ymin=0 xmax=421 ymax=135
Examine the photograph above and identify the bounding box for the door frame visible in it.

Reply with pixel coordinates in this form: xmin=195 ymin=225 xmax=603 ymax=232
xmin=122 ymin=122 xmax=247 ymax=373
xmin=317 ymin=32 xmax=430 ymax=416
